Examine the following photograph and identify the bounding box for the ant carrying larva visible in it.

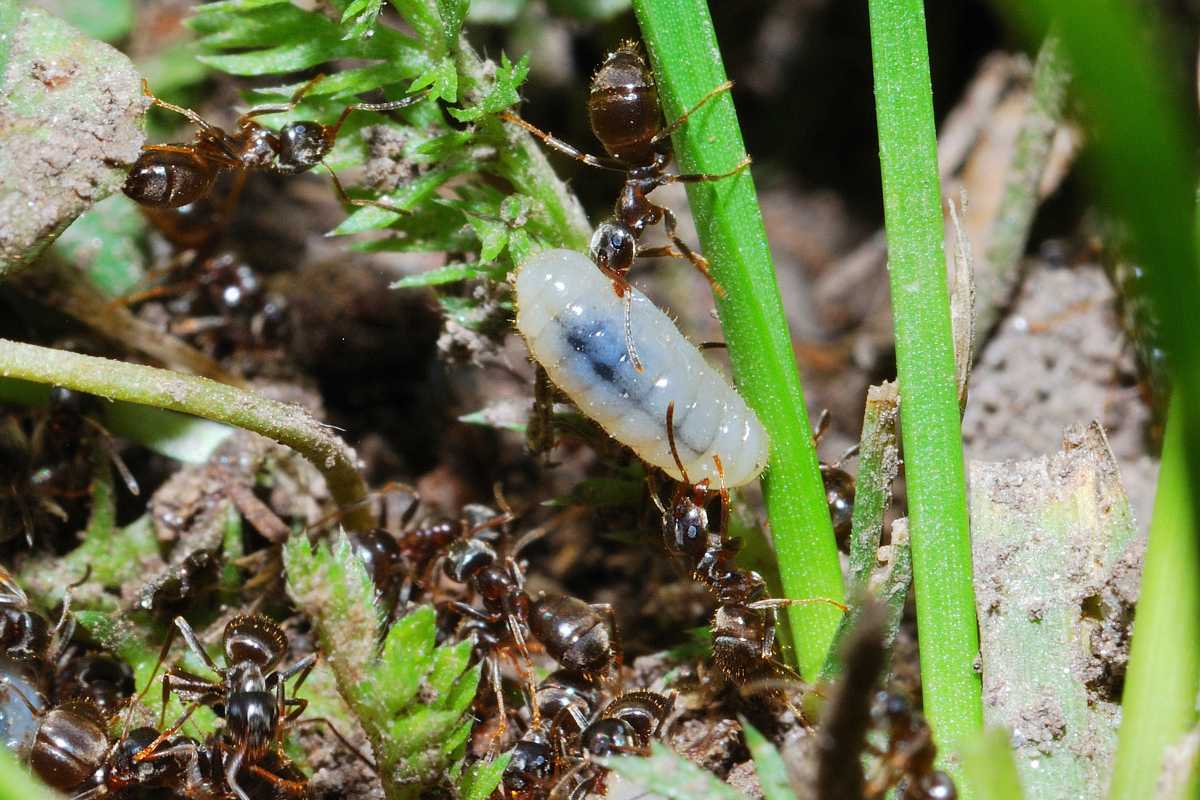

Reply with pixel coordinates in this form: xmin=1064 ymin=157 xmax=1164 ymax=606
xmin=501 ymin=41 xmax=750 ymax=371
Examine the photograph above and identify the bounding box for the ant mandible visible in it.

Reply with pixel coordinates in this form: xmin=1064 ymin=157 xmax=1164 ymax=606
xmin=123 ymin=75 xmax=427 ymax=214
xmin=500 ymin=41 xmax=750 ymax=370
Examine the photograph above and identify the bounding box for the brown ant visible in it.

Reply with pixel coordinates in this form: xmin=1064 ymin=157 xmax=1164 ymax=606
xmin=500 ymin=41 xmax=750 ymax=369
xmin=865 ymin=692 xmax=957 ymax=800
xmin=146 ymin=613 xmax=368 ymax=800
xmin=124 ymin=75 xmax=427 ymax=214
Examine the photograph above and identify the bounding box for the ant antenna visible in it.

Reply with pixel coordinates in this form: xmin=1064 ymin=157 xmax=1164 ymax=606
xmin=712 ymin=454 xmax=729 ymax=535
xmin=665 ymin=402 xmax=690 ymax=485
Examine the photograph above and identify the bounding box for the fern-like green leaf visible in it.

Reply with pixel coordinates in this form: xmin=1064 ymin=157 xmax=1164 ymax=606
xmin=459 ymin=752 xmax=513 ymax=800
xmin=283 ymin=533 xmax=481 ymax=799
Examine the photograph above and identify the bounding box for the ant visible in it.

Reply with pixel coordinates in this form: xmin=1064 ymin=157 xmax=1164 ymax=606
xmin=549 ymin=690 xmax=674 ymax=799
xmin=124 ymin=75 xmax=427 ymax=214
xmin=501 ymin=669 xmax=600 ymax=799
xmin=146 ymin=613 xmax=368 ymax=800
xmin=500 ymin=41 xmax=751 ymax=370
xmin=653 ymin=405 xmax=846 ymax=688
xmin=528 ymin=593 xmax=621 ymax=684
xmin=865 ymin=692 xmax=957 ymax=800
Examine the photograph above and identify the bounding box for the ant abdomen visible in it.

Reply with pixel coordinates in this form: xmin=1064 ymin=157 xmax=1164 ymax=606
xmin=529 ymin=594 xmax=616 ymax=678
xmin=588 ymin=44 xmax=660 ymax=164
xmin=124 ymin=150 xmax=218 ymax=209
xmin=28 ymin=701 xmax=109 ymax=790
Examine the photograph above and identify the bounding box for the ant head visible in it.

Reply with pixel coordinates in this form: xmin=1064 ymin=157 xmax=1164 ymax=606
xmin=588 ymin=43 xmax=660 ymax=164
xmin=223 ymin=615 xmax=287 ymax=671
xmin=581 ymin=717 xmax=636 ymax=757
xmin=443 ymin=537 xmax=497 ymax=583
xmin=123 ymin=150 xmax=217 ymax=209
xmin=276 ymin=121 xmax=330 ymax=175
xmin=663 ymin=496 xmax=708 ymax=563
xmin=589 ymin=221 xmax=636 ymax=276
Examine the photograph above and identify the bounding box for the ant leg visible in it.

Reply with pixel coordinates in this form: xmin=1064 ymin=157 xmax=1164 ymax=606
xmin=141 ymin=80 xmax=220 ymax=132
xmin=279 ymin=653 xmax=317 ymax=696
xmin=653 ymin=79 xmax=734 ymax=144
xmin=661 ymin=155 xmax=753 ymax=186
xmin=712 ymin=454 xmax=730 ymax=536
xmin=140 ymin=143 xmax=206 ymax=157
xmin=174 ymin=616 xmax=222 ymax=674
xmin=239 ymin=74 xmax=327 ymax=122
xmin=247 ymin=765 xmax=310 ymax=796
xmin=321 ymin=163 xmax=411 ymax=215
xmin=133 ymin=701 xmax=201 ymax=763
xmin=813 ymin=408 xmax=832 ymax=445
xmin=748 ymin=597 xmax=849 ymax=614
xmin=225 ymin=742 xmax=252 ymax=800
xmin=643 ymin=207 xmax=726 ymax=298
xmin=292 ymin=716 xmax=377 ymax=769
xmin=497 ymin=111 xmax=625 ymax=172
xmin=485 ymin=655 xmax=508 ymax=758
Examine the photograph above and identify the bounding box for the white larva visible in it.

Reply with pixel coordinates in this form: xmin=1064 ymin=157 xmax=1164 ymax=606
xmin=514 ymin=248 xmax=769 ymax=487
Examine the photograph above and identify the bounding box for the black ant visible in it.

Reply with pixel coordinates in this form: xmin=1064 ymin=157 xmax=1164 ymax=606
xmin=500 ymin=41 xmax=750 ymax=369
xmin=865 ymin=692 xmax=957 ymax=800
xmin=501 ymin=669 xmax=601 ymax=799
xmin=124 ymin=75 xmax=427 ymax=214
xmin=653 ymin=404 xmax=846 ymax=688
xmin=146 ymin=613 xmax=368 ymax=800
xmin=549 ymin=690 xmax=674 ymax=799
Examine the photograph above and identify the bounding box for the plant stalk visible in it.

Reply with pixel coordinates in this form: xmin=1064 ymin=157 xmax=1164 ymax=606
xmin=631 ymin=0 xmax=845 ymax=679
xmin=866 ymin=0 xmax=983 ymax=785
xmin=0 ymin=339 xmax=372 ymax=530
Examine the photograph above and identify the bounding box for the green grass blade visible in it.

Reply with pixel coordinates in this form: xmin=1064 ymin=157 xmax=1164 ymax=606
xmin=961 ymin=728 xmax=1026 ymax=800
xmin=866 ymin=0 xmax=983 ymax=785
xmin=631 ymin=0 xmax=844 ymax=680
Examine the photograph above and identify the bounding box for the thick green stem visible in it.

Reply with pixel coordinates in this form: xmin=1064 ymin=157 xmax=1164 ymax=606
xmin=631 ymin=0 xmax=844 ymax=679
xmin=0 ymin=339 xmax=372 ymax=530
xmin=866 ymin=0 xmax=982 ymax=785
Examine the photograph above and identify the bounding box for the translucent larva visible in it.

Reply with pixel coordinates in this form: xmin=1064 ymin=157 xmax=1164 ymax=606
xmin=514 ymin=248 xmax=769 ymax=487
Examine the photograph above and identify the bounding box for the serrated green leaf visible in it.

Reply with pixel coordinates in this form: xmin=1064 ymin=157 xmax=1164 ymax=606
xmin=442 ymin=663 xmax=482 ymax=716
xmin=375 ymin=606 xmax=438 ymax=716
xmin=340 ymin=0 xmax=384 ymax=39
xmin=411 ymin=56 xmax=458 ymax=103
xmin=329 ymin=167 xmax=466 ymax=235
xmin=426 ymin=637 xmax=475 ymax=697
xmin=436 ymin=0 xmax=469 ymax=49
xmin=447 ymin=52 xmax=529 ymax=121
xmin=740 ymin=718 xmax=794 ymax=800
xmin=387 ymin=707 xmax=466 ymax=754
xmin=391 ymin=263 xmax=490 ymax=289
xmin=459 ymin=752 xmax=513 ymax=800
xmin=465 ymin=213 xmax=509 ymax=263
xmin=604 ymin=742 xmax=745 ymax=800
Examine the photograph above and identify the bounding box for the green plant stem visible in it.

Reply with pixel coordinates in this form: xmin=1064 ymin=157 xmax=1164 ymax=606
xmin=1110 ymin=397 xmax=1200 ymax=800
xmin=866 ymin=0 xmax=982 ymax=784
xmin=631 ymin=0 xmax=844 ymax=680
xmin=0 ymin=339 xmax=372 ymax=530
